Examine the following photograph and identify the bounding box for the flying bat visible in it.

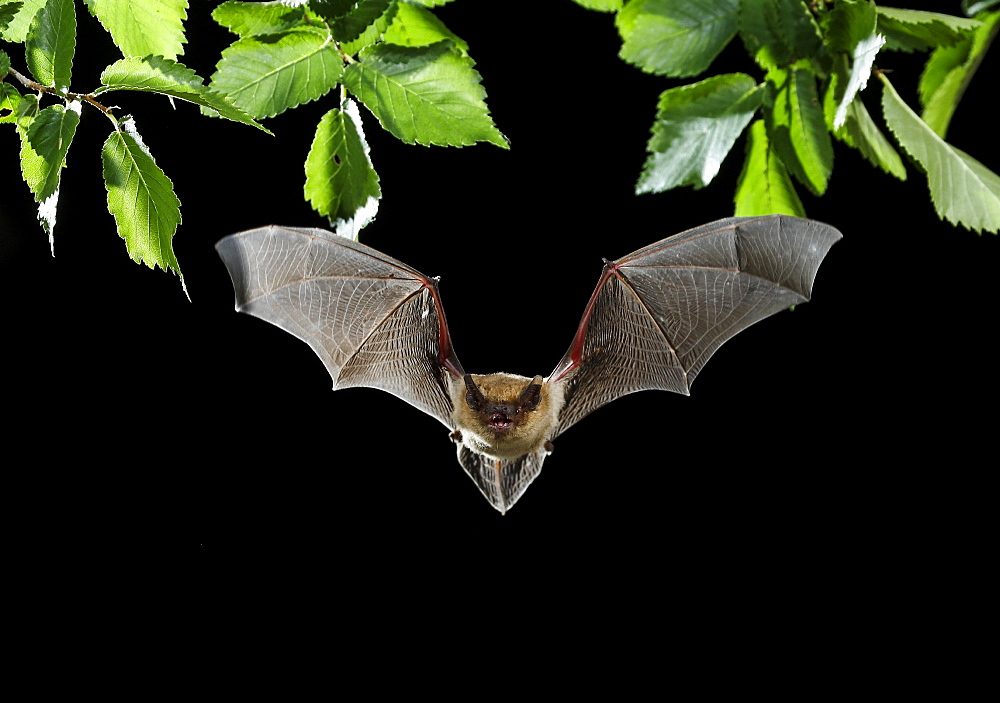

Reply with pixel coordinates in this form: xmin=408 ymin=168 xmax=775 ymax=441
xmin=216 ymin=215 xmax=841 ymax=513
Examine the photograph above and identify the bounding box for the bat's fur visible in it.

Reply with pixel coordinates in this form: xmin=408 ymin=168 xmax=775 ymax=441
xmin=449 ymin=372 xmax=565 ymax=461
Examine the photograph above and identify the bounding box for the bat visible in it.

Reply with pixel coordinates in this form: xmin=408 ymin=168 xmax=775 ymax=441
xmin=216 ymin=215 xmax=841 ymax=513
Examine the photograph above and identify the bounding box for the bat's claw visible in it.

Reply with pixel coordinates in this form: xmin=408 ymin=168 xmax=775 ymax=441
xmin=449 ymin=429 xmax=463 ymax=444
xmin=544 ymin=440 xmax=554 ymax=454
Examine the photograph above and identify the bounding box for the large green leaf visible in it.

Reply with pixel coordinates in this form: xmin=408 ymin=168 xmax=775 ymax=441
xmin=740 ymin=0 xmax=823 ymax=72
xmin=82 ymin=0 xmax=188 ymax=61
xmin=212 ymin=0 xmax=305 ymax=37
xmin=331 ymin=0 xmax=396 ymax=46
xmin=734 ymin=119 xmax=804 ymax=217
xmin=636 ymin=72 xmax=761 ymax=194
xmin=881 ymin=74 xmax=999 ymax=232
xmin=209 ymin=27 xmax=343 ymax=119
xmin=23 ymin=101 xmax=79 ymax=201
xmin=383 ymin=1 xmax=468 ymax=51
xmin=824 ymin=0 xmax=884 ymax=129
xmin=617 ymin=0 xmax=738 ymax=77
xmin=877 ymin=7 xmax=981 ymax=52
xmin=343 ymin=40 xmax=507 ymax=148
xmin=305 ymin=99 xmax=381 ymax=238
xmin=919 ymin=10 xmax=999 ymax=138
xmin=25 ymin=0 xmax=75 ymax=89
xmin=95 ymin=55 xmax=269 ymax=132
xmin=102 ymin=117 xmax=184 ymax=283
xmin=767 ymin=64 xmax=832 ymax=196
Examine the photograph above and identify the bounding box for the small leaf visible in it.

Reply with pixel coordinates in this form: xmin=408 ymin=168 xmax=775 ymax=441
xmin=740 ymin=0 xmax=823 ymax=72
xmin=919 ymin=10 xmax=999 ymax=138
xmin=767 ymin=63 xmax=833 ymax=196
xmin=0 ymin=81 xmax=21 ymax=123
xmin=824 ymin=0 xmax=884 ymax=129
xmin=571 ymin=0 xmax=623 ymax=11
xmin=834 ymin=96 xmax=906 ymax=180
xmin=0 ymin=1 xmax=23 ymax=33
xmin=102 ymin=117 xmax=185 ymax=284
xmin=877 ymin=6 xmax=981 ymax=52
xmin=880 ymin=73 xmax=1000 ymax=232
xmin=383 ymin=1 xmax=468 ymax=51
xmin=0 ymin=46 xmax=9 ymax=74
xmin=1 ymin=0 xmax=43 ymax=43
xmin=331 ymin=0 xmax=396 ymax=46
xmin=617 ymin=0 xmax=738 ymax=77
xmin=208 ymin=27 xmax=343 ymax=119
xmin=305 ymin=99 xmax=381 ymax=239
xmin=95 ymin=55 xmax=270 ymax=133
xmin=82 ymin=0 xmax=188 ymax=61
xmin=636 ymin=73 xmax=762 ymax=194
xmin=212 ymin=0 xmax=305 ymax=36
xmin=24 ymin=101 xmax=80 ymax=201
xmin=734 ymin=119 xmax=805 ymax=217
xmin=343 ymin=40 xmax=508 ymax=148
xmin=25 ymin=0 xmax=75 ymax=89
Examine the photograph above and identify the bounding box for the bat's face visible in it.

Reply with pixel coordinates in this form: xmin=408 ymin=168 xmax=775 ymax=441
xmin=449 ymin=372 xmax=565 ymax=461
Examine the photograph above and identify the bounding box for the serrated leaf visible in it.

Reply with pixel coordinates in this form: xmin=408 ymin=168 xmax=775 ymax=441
xmin=212 ymin=0 xmax=305 ymax=36
xmin=617 ymin=0 xmax=738 ymax=78
xmin=0 ymin=81 xmax=21 ymax=123
xmin=0 ymin=1 xmax=23 ymax=33
xmin=331 ymin=0 xmax=395 ymax=46
xmin=383 ymin=1 xmax=467 ymax=51
xmin=636 ymin=73 xmax=761 ymax=194
xmin=880 ymin=74 xmax=1000 ymax=232
xmin=740 ymin=0 xmax=823 ymax=72
xmin=834 ymin=97 xmax=906 ymax=180
xmin=25 ymin=0 xmax=75 ymax=89
xmin=0 ymin=46 xmax=9 ymax=74
xmin=209 ymin=27 xmax=343 ymax=119
xmin=94 ymin=55 xmax=270 ymax=133
xmin=102 ymin=117 xmax=185 ymax=283
xmin=571 ymin=0 xmax=623 ymax=11
xmin=920 ymin=10 xmax=999 ymax=138
xmin=343 ymin=40 xmax=507 ymax=148
xmin=82 ymin=0 xmax=187 ymax=61
xmin=1 ymin=0 xmax=43 ymax=42
xmin=24 ymin=101 xmax=79 ymax=201
xmin=734 ymin=119 xmax=804 ymax=217
xmin=305 ymin=99 xmax=381 ymax=238
xmin=767 ymin=64 xmax=832 ymax=195
xmin=824 ymin=0 xmax=884 ymax=129
xmin=877 ymin=6 xmax=981 ymax=52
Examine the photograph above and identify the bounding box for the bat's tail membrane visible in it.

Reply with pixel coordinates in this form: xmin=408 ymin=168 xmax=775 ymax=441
xmin=456 ymin=446 xmax=548 ymax=514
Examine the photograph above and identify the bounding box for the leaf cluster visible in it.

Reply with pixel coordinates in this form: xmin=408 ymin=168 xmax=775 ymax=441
xmin=579 ymin=0 xmax=1000 ymax=233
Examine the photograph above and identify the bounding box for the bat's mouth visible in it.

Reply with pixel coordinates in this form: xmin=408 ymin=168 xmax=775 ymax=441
xmin=490 ymin=412 xmax=513 ymax=431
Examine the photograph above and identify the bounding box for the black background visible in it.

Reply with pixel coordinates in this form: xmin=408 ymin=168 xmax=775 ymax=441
xmin=2 ymin=2 xmax=995 ymax=635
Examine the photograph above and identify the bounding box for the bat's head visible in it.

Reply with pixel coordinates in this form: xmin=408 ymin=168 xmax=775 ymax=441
xmin=451 ymin=372 xmax=563 ymax=460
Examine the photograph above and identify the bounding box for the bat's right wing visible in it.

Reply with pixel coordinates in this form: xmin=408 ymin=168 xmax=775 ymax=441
xmin=548 ymin=215 xmax=842 ymax=437
xmin=216 ymin=225 xmax=464 ymax=428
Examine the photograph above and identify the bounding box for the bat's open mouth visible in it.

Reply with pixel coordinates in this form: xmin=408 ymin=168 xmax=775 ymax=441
xmin=490 ymin=412 xmax=513 ymax=431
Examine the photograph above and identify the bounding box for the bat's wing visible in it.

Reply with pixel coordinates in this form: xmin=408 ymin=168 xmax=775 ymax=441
xmin=549 ymin=215 xmax=842 ymax=437
xmin=216 ymin=225 xmax=464 ymax=428
xmin=456 ymin=446 xmax=548 ymax=514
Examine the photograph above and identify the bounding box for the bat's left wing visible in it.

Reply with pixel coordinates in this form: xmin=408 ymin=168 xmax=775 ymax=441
xmin=549 ymin=215 xmax=842 ymax=437
xmin=216 ymin=225 xmax=464 ymax=428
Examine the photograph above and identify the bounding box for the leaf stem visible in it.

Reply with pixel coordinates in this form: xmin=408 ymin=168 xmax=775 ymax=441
xmin=6 ymin=66 xmax=117 ymax=118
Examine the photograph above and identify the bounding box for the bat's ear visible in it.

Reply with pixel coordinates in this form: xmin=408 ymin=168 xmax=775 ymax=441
xmin=464 ymin=374 xmax=486 ymax=412
xmin=518 ymin=375 xmax=544 ymax=412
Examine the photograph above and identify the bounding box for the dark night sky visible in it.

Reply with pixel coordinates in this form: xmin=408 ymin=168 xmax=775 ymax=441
xmin=2 ymin=3 xmax=995 ymax=613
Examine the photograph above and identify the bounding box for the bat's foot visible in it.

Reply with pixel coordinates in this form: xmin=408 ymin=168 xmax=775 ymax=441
xmin=544 ymin=440 xmax=554 ymax=454
xmin=449 ymin=429 xmax=463 ymax=444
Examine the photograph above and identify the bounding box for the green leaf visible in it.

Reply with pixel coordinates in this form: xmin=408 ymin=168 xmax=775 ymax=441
xmin=95 ymin=55 xmax=270 ymax=133
xmin=833 ymin=96 xmax=906 ymax=180
xmin=383 ymin=1 xmax=468 ymax=51
xmin=636 ymin=73 xmax=762 ymax=194
xmin=208 ymin=27 xmax=343 ymax=119
xmin=919 ymin=10 xmax=999 ymax=138
xmin=1 ymin=0 xmax=43 ymax=43
xmin=24 ymin=101 xmax=79 ymax=201
xmin=0 ymin=1 xmax=23 ymax=33
xmin=0 ymin=81 xmax=21 ymax=123
xmin=305 ymin=99 xmax=381 ymax=238
xmin=0 ymin=46 xmax=9 ymax=74
xmin=766 ymin=63 xmax=832 ymax=195
xmin=406 ymin=0 xmax=455 ymax=7
xmin=212 ymin=0 xmax=305 ymax=36
xmin=824 ymin=0 xmax=884 ymax=129
xmin=25 ymin=0 xmax=75 ymax=89
xmin=734 ymin=119 xmax=804 ymax=217
xmin=82 ymin=0 xmax=188 ymax=61
xmin=572 ymin=0 xmax=623 ymax=10
xmin=617 ymin=0 xmax=738 ymax=77
xmin=881 ymin=73 xmax=1000 ymax=232
xmin=740 ymin=0 xmax=823 ymax=72
xmin=102 ymin=117 xmax=185 ymax=283
xmin=343 ymin=40 xmax=508 ymax=148
xmin=331 ymin=0 xmax=396 ymax=46
xmin=877 ymin=6 xmax=981 ymax=52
